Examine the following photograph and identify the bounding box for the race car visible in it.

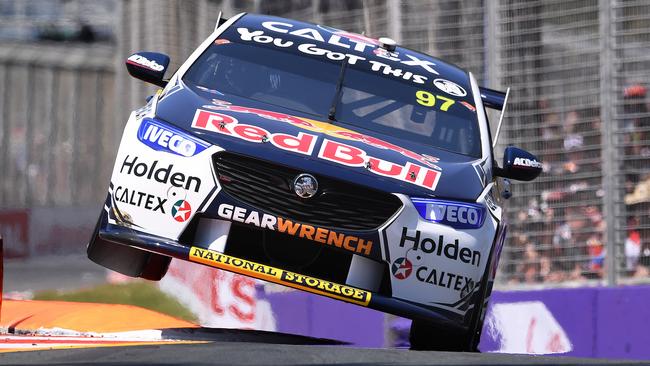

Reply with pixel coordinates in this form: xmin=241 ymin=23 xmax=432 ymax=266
xmin=88 ymin=13 xmax=542 ymax=351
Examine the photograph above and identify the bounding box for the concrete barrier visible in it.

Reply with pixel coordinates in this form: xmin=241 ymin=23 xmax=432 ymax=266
xmin=0 ymin=207 xmax=96 ymax=258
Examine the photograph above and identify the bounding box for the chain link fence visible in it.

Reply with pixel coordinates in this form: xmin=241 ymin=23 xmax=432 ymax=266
xmin=611 ymin=1 xmax=650 ymax=284
xmin=495 ymin=1 xmax=606 ymax=287
xmin=1 ymin=0 xmax=648 ymax=286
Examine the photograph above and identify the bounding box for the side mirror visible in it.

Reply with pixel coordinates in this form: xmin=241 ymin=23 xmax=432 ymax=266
xmin=495 ymin=146 xmax=542 ymax=181
xmin=125 ymin=52 xmax=170 ymax=87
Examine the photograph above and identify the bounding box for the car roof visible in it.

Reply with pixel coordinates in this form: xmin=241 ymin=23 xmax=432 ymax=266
xmin=231 ymin=13 xmax=472 ymax=92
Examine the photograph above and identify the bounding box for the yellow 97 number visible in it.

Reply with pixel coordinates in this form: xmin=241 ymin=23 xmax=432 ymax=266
xmin=416 ymin=90 xmax=455 ymax=111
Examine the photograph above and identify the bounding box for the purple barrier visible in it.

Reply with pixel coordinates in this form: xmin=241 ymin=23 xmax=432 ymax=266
xmin=592 ymin=286 xmax=650 ymax=359
xmin=264 ymin=285 xmax=650 ymax=360
xmin=264 ymin=290 xmax=386 ymax=347
xmin=479 ymin=286 xmax=650 ymax=360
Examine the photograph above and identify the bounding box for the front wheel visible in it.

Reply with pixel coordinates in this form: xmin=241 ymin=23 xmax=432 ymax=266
xmin=87 ymin=217 xmax=171 ymax=281
xmin=409 ymin=320 xmax=472 ymax=351
xmin=410 ymin=267 xmax=493 ymax=351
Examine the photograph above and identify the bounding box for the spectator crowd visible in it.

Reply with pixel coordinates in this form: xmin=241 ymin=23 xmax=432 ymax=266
xmin=502 ymin=85 xmax=650 ymax=285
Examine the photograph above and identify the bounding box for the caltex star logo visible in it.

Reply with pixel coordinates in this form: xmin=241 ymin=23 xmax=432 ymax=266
xmin=391 ymin=257 xmax=413 ymax=280
xmin=171 ymin=200 xmax=192 ymax=222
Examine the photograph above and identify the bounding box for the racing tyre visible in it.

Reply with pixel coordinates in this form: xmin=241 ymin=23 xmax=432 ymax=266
xmin=409 ymin=320 xmax=470 ymax=352
xmin=87 ymin=219 xmax=171 ymax=281
xmin=410 ymin=245 xmax=495 ymax=352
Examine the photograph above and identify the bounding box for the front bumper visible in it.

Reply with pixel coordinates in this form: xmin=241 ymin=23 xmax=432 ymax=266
xmin=97 ymin=215 xmax=467 ymax=334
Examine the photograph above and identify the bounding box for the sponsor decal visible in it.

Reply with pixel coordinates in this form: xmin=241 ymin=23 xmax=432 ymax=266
xmin=127 ymin=54 xmax=165 ymax=72
xmin=369 ymin=60 xmax=427 ymax=84
xmin=189 ymin=247 xmax=371 ymax=306
xmin=261 ymin=21 xmax=377 ymax=52
xmin=391 ymin=256 xmax=476 ymax=294
xmin=246 ymin=22 xmax=441 ymax=77
xmin=217 ymin=204 xmax=373 ymax=255
xmin=330 ymin=29 xmax=381 ymax=46
xmin=433 ymin=78 xmax=467 ymax=97
xmin=196 ymin=85 xmax=224 ymax=95
xmin=415 ymin=90 xmax=456 ymax=111
xmin=171 ymin=200 xmax=192 ymax=222
xmin=513 ymin=157 xmax=542 ymax=169
xmin=113 ymin=186 xmax=167 ymax=213
xmin=461 ymin=101 xmax=476 ymax=112
xmin=485 ymin=192 xmax=498 ymax=212
xmin=296 ymin=42 xmax=366 ymax=65
xmin=414 ymin=265 xmax=476 ymax=294
xmin=411 ymin=199 xmax=486 ymax=230
xmin=210 ymin=98 xmax=231 ymax=105
xmin=191 ymin=109 xmax=318 ymax=155
xmin=259 ymin=20 xmax=441 ymax=75
xmin=137 ymin=118 xmax=208 ymax=157
xmin=373 ymin=47 xmax=400 ymax=62
xmin=399 ymin=227 xmax=481 ymax=267
xmin=192 ymin=109 xmax=441 ymax=191
xmin=391 ymin=257 xmax=413 ymax=280
xmin=430 ymin=204 xmax=482 ymax=226
xmin=318 ymin=139 xmax=441 ymax=191
xmin=214 ymin=38 xmax=231 ymax=45
xmin=119 ymin=155 xmax=202 ymax=193
xmin=238 ymin=27 xmax=367 ymax=65
xmin=201 ymin=104 xmax=442 ymax=170
xmin=280 ymin=272 xmax=370 ymax=304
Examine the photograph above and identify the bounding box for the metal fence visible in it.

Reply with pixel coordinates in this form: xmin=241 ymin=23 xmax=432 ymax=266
xmin=1 ymin=0 xmax=649 ymax=286
xmin=491 ymin=0 xmax=650 ymax=287
xmin=0 ymin=42 xmax=116 ymax=208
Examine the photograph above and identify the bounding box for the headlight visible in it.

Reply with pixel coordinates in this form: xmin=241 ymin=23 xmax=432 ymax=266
xmin=410 ymin=198 xmax=486 ymax=229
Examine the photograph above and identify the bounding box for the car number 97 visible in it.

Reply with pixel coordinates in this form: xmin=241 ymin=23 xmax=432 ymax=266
xmin=415 ymin=91 xmax=455 ymax=111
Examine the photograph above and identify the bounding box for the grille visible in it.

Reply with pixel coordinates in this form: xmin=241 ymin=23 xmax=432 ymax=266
xmin=213 ymin=152 xmax=403 ymax=231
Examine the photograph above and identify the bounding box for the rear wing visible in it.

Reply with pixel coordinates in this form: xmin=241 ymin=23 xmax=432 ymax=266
xmin=480 ymin=87 xmax=507 ymax=111
xmin=479 ymin=87 xmax=510 ymax=148
xmin=214 ymin=12 xmax=230 ymax=31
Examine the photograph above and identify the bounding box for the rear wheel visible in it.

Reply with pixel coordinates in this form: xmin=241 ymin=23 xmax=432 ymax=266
xmin=87 ymin=218 xmax=171 ymax=281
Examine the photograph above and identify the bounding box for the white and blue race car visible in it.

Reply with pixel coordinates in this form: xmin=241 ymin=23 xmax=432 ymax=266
xmin=88 ymin=13 xmax=541 ymax=351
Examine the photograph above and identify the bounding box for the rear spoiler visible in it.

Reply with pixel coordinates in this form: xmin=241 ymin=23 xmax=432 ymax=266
xmin=479 ymin=87 xmax=510 ymax=147
xmin=214 ymin=12 xmax=230 ymax=31
xmin=479 ymin=87 xmax=507 ymax=111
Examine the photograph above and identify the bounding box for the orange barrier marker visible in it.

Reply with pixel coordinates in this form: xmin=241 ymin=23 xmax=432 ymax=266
xmin=0 ymin=300 xmax=197 ymax=333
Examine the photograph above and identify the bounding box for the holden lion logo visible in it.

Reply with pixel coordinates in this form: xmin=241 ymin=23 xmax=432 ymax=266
xmin=293 ymin=174 xmax=318 ymax=198
xmin=433 ymin=78 xmax=467 ymax=97
xmin=391 ymin=257 xmax=413 ymax=280
xmin=171 ymin=200 xmax=192 ymax=222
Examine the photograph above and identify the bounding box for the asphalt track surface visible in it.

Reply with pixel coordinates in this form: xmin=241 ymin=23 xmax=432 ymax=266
xmin=1 ymin=328 xmax=646 ymax=366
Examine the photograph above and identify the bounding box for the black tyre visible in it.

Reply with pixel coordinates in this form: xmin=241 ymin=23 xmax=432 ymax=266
xmin=139 ymin=249 xmax=172 ymax=281
xmin=409 ymin=320 xmax=470 ymax=351
xmin=410 ymin=245 xmax=496 ymax=352
xmin=87 ymin=217 xmax=171 ymax=281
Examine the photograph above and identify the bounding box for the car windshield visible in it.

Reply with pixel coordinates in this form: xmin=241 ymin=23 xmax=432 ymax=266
xmin=183 ymin=38 xmax=481 ymax=157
